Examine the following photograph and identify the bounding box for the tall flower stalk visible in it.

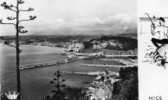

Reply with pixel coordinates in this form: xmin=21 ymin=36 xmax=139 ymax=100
xmin=0 ymin=0 xmax=36 ymax=100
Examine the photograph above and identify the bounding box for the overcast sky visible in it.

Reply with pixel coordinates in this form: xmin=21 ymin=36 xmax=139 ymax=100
xmin=0 ymin=0 xmax=136 ymax=35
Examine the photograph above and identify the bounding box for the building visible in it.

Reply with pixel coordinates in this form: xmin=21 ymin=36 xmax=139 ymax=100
xmin=68 ymin=42 xmax=85 ymax=52
xmin=93 ymin=41 xmax=108 ymax=50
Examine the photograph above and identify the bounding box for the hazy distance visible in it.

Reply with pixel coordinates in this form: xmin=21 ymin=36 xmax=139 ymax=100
xmin=0 ymin=0 xmax=136 ymax=36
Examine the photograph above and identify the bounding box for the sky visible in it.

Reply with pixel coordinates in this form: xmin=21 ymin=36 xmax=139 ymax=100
xmin=139 ymin=0 xmax=168 ymax=17
xmin=0 ymin=0 xmax=136 ymax=35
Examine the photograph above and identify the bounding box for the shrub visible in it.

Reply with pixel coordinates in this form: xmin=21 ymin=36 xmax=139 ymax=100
xmin=112 ymin=67 xmax=138 ymax=100
xmin=43 ymin=70 xmax=88 ymax=100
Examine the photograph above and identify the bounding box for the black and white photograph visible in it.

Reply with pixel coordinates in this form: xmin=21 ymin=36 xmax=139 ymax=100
xmin=0 ymin=0 xmax=137 ymax=100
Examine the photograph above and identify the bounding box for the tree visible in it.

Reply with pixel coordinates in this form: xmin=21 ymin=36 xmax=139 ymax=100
xmin=0 ymin=0 xmax=36 ymax=100
xmin=112 ymin=67 xmax=138 ymax=100
xmin=49 ymin=70 xmax=66 ymax=100
xmin=43 ymin=70 xmax=87 ymax=100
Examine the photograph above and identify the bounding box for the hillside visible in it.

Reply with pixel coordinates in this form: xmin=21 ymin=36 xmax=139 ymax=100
xmin=0 ymin=33 xmax=137 ymax=51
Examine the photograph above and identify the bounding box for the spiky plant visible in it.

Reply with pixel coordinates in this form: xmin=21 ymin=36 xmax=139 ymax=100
xmin=0 ymin=0 xmax=36 ymax=99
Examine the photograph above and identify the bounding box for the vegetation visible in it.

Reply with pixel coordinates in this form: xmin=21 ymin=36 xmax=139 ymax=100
xmin=43 ymin=70 xmax=88 ymax=100
xmin=0 ymin=34 xmax=137 ymax=50
xmin=1 ymin=94 xmax=8 ymax=100
xmin=98 ymin=35 xmax=137 ymax=50
xmin=43 ymin=67 xmax=138 ymax=100
xmin=0 ymin=0 xmax=36 ymax=100
xmin=1 ymin=67 xmax=138 ymax=100
xmin=0 ymin=35 xmax=96 ymax=43
xmin=112 ymin=67 xmax=138 ymax=100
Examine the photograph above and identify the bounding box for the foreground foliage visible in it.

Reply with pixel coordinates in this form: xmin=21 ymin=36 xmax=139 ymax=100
xmin=1 ymin=67 xmax=138 ymax=100
xmin=112 ymin=67 xmax=138 ymax=100
xmin=42 ymin=70 xmax=88 ymax=100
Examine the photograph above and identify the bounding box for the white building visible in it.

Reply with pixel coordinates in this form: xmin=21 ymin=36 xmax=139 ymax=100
xmin=100 ymin=42 xmax=108 ymax=48
xmin=87 ymin=71 xmax=119 ymax=100
xmin=68 ymin=43 xmax=85 ymax=52
xmin=93 ymin=41 xmax=108 ymax=50
xmin=93 ymin=44 xmax=103 ymax=50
